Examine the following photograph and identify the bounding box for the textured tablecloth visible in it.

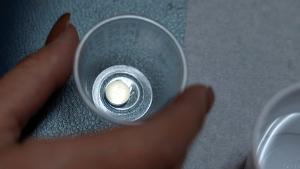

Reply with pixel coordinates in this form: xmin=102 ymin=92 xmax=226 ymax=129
xmin=0 ymin=0 xmax=187 ymax=137
xmin=2 ymin=0 xmax=300 ymax=168
xmin=184 ymin=0 xmax=300 ymax=168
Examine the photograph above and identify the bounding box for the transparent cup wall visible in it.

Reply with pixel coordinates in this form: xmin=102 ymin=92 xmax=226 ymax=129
xmin=75 ymin=16 xmax=186 ymax=124
xmin=246 ymin=84 xmax=300 ymax=169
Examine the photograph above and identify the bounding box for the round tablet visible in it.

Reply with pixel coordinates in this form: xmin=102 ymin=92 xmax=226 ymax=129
xmin=105 ymin=80 xmax=130 ymax=106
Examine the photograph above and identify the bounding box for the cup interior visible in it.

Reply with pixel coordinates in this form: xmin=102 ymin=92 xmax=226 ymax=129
xmin=253 ymin=82 xmax=300 ymax=168
xmin=74 ymin=15 xmax=186 ymax=123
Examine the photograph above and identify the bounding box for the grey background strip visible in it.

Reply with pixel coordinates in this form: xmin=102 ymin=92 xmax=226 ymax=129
xmin=184 ymin=0 xmax=300 ymax=168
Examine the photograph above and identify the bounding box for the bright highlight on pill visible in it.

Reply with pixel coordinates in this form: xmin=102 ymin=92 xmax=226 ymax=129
xmin=105 ymin=80 xmax=130 ymax=106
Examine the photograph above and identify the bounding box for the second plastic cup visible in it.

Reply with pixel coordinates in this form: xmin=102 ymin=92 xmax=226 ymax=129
xmin=246 ymin=82 xmax=300 ymax=169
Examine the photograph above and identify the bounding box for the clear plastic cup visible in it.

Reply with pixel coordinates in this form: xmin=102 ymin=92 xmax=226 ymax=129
xmin=74 ymin=15 xmax=187 ymax=124
xmin=246 ymin=83 xmax=300 ymax=169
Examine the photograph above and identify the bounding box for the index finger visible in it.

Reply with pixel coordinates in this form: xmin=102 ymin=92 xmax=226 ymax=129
xmin=0 ymin=14 xmax=79 ymax=146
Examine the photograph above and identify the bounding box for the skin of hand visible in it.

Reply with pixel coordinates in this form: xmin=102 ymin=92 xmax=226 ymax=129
xmin=0 ymin=13 xmax=214 ymax=169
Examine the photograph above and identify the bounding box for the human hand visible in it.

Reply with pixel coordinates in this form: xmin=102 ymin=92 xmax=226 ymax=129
xmin=0 ymin=13 xmax=214 ymax=169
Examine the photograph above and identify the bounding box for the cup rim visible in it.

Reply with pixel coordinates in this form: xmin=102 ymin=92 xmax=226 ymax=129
xmin=74 ymin=15 xmax=187 ymax=125
xmin=252 ymin=82 xmax=300 ymax=168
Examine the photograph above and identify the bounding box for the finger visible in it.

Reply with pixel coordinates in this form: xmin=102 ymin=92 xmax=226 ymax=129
xmin=10 ymin=85 xmax=214 ymax=169
xmin=146 ymin=85 xmax=214 ymax=152
xmin=45 ymin=13 xmax=70 ymax=44
xmin=0 ymin=14 xmax=79 ymax=146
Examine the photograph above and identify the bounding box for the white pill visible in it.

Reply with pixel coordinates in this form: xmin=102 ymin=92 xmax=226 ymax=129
xmin=105 ymin=80 xmax=130 ymax=106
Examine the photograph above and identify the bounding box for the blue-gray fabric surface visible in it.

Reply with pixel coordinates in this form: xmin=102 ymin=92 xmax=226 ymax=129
xmin=184 ymin=0 xmax=300 ymax=169
xmin=0 ymin=0 xmax=187 ymax=137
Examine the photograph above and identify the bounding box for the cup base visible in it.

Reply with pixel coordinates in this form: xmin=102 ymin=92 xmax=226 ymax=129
xmin=92 ymin=65 xmax=153 ymax=122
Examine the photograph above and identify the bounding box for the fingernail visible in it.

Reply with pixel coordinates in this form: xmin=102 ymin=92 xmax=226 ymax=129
xmin=45 ymin=13 xmax=71 ymax=45
xmin=206 ymin=86 xmax=215 ymax=112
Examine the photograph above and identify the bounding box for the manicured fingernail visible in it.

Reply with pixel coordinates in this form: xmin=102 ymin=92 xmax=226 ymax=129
xmin=45 ymin=13 xmax=70 ymax=45
xmin=206 ymin=86 xmax=215 ymax=112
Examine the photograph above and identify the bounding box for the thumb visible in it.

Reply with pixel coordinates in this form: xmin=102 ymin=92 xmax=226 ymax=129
xmin=142 ymin=85 xmax=214 ymax=164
